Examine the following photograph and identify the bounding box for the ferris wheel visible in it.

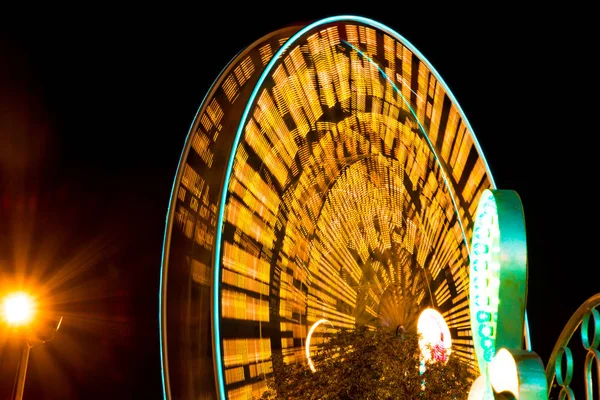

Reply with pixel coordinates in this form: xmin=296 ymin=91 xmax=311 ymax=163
xmin=159 ymin=15 xmax=533 ymax=400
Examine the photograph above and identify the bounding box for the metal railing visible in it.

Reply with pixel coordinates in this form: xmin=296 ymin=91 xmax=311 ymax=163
xmin=545 ymin=293 xmax=600 ymax=399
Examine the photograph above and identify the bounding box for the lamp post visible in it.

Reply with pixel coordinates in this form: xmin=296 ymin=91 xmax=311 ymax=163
xmin=1 ymin=291 xmax=62 ymax=400
xmin=12 ymin=339 xmax=32 ymax=400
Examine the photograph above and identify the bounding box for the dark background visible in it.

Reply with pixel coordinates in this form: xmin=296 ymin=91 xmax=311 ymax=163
xmin=1 ymin=5 xmax=597 ymax=399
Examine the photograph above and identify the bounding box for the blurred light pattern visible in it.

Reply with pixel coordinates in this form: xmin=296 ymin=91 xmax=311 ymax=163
xmin=161 ymin=16 xmax=495 ymax=400
xmin=305 ymin=318 xmax=333 ymax=372
xmin=417 ymin=308 xmax=451 ymax=364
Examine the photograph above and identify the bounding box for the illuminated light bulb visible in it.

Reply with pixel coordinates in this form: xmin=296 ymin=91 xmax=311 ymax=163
xmin=489 ymin=349 xmax=519 ymax=398
xmin=2 ymin=292 xmax=36 ymax=326
xmin=484 ymin=347 xmax=496 ymax=362
xmin=473 ymin=243 xmax=488 ymax=256
xmin=476 ymin=311 xmax=491 ymax=323
xmin=467 ymin=375 xmax=487 ymax=400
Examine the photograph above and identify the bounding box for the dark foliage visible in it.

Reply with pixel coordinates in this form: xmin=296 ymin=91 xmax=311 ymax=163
xmin=259 ymin=326 xmax=475 ymax=400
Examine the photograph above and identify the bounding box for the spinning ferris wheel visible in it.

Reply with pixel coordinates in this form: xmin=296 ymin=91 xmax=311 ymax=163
xmin=159 ymin=15 xmax=538 ymax=400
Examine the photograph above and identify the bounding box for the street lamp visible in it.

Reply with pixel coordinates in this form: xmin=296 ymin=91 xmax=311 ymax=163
xmin=1 ymin=291 xmax=62 ymax=400
xmin=3 ymin=292 xmax=36 ymax=327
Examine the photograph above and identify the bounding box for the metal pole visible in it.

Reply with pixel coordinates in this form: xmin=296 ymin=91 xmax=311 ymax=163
xmin=11 ymin=341 xmax=31 ymax=400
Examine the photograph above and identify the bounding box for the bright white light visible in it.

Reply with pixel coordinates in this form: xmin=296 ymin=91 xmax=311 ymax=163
xmin=2 ymin=292 xmax=36 ymax=326
xmin=489 ymin=348 xmax=519 ymax=398
xmin=467 ymin=375 xmax=487 ymax=400
xmin=305 ymin=319 xmax=333 ymax=372
xmin=417 ymin=308 xmax=452 ymax=363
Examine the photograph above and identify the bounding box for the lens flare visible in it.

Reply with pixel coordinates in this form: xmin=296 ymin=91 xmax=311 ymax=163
xmin=2 ymin=292 xmax=36 ymax=326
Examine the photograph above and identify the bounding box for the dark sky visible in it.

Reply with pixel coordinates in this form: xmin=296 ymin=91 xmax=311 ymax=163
xmin=1 ymin=6 xmax=597 ymax=399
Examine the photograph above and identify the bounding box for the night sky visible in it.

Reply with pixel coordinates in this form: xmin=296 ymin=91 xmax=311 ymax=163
xmin=1 ymin=6 xmax=597 ymax=399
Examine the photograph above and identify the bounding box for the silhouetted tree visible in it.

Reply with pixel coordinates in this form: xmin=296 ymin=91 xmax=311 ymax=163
xmin=259 ymin=326 xmax=474 ymax=400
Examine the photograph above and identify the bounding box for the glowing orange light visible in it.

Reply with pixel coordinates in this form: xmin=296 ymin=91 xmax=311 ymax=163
xmin=305 ymin=319 xmax=333 ymax=372
xmin=2 ymin=292 xmax=36 ymax=327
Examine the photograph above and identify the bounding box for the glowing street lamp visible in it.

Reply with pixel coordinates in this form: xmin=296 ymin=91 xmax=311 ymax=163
xmin=2 ymin=291 xmax=37 ymax=400
xmin=2 ymin=291 xmax=62 ymax=400
xmin=2 ymin=292 xmax=36 ymax=327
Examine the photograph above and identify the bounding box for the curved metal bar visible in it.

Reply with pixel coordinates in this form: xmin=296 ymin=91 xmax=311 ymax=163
xmin=545 ymin=292 xmax=600 ymax=396
xmin=558 ymin=386 xmax=576 ymax=400
xmin=554 ymin=347 xmax=573 ymax=387
xmin=524 ymin=309 xmax=531 ymax=351
xmin=469 ymin=189 xmax=527 ymax=374
xmin=584 ymin=348 xmax=600 ymax=400
xmin=489 ymin=348 xmax=547 ymax=399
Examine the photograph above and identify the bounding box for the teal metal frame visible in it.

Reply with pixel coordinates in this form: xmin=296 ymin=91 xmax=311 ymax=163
xmin=545 ymin=293 xmax=600 ymax=399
